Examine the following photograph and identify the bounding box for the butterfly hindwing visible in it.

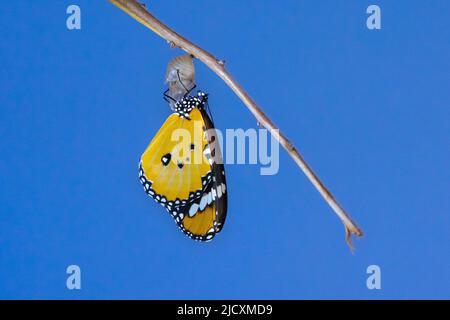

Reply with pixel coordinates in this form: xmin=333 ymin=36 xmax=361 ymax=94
xmin=139 ymin=92 xmax=227 ymax=241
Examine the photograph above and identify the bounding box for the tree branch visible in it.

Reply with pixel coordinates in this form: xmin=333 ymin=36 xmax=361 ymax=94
xmin=109 ymin=0 xmax=364 ymax=250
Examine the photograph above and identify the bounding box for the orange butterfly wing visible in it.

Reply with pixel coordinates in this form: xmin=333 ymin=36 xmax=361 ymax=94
xmin=139 ymin=93 xmax=227 ymax=241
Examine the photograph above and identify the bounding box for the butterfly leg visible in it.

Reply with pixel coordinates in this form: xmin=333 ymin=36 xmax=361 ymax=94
xmin=163 ymin=88 xmax=177 ymax=104
xmin=184 ymin=84 xmax=197 ymax=99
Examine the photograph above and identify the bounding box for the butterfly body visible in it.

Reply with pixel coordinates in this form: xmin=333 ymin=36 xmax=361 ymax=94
xmin=139 ymin=91 xmax=227 ymax=241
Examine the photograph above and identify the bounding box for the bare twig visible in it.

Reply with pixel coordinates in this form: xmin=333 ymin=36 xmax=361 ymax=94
xmin=109 ymin=0 xmax=364 ymax=249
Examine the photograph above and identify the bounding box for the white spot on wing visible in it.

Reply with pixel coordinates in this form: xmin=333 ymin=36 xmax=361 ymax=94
xmin=207 ymin=192 xmax=212 ymax=205
xmin=217 ymin=185 xmax=222 ymax=198
xmin=199 ymin=195 xmax=208 ymax=210
xmin=189 ymin=203 xmax=199 ymax=217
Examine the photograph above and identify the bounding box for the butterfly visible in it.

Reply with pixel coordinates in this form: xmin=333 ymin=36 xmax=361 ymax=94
xmin=139 ymin=90 xmax=228 ymax=241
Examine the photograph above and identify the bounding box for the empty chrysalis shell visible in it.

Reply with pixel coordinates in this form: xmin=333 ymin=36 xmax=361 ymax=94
xmin=165 ymin=55 xmax=196 ymax=103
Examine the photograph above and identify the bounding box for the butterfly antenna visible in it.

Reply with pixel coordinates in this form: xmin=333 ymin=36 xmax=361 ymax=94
xmin=163 ymin=88 xmax=177 ymax=104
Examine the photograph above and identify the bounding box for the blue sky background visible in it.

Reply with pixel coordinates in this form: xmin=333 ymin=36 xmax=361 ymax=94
xmin=0 ymin=1 xmax=449 ymax=299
